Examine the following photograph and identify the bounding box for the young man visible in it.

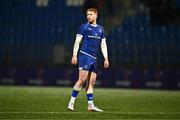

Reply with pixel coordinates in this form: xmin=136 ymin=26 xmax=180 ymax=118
xmin=68 ymin=8 xmax=109 ymax=112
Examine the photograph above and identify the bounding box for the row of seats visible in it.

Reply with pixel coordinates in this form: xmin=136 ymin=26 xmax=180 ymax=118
xmin=0 ymin=0 xmax=180 ymax=68
xmin=0 ymin=0 xmax=83 ymax=66
xmin=0 ymin=0 xmax=83 ymax=47
xmin=108 ymin=15 xmax=180 ymax=66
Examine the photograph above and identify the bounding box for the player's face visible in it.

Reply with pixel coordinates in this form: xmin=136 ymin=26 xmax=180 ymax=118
xmin=87 ymin=11 xmax=97 ymax=24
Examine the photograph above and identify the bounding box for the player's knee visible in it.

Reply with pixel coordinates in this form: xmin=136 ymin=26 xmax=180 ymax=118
xmin=78 ymin=78 xmax=86 ymax=83
xmin=90 ymin=79 xmax=96 ymax=86
xmin=79 ymin=74 xmax=88 ymax=83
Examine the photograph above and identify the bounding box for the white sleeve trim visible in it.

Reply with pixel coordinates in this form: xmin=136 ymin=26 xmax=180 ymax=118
xmin=73 ymin=35 xmax=83 ymax=56
xmin=76 ymin=34 xmax=83 ymax=38
xmin=101 ymin=38 xmax=108 ymax=59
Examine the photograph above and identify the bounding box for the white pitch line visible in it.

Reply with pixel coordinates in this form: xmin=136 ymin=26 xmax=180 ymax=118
xmin=0 ymin=111 xmax=180 ymax=115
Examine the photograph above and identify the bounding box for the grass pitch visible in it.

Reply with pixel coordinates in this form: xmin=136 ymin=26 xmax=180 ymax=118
xmin=0 ymin=86 xmax=180 ymax=119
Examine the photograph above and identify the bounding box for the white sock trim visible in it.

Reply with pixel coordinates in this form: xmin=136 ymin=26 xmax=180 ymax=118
xmin=70 ymin=96 xmax=76 ymax=103
xmin=88 ymin=100 xmax=94 ymax=107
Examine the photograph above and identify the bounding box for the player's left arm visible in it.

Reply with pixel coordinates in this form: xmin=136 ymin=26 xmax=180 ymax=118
xmin=101 ymin=38 xmax=109 ymax=68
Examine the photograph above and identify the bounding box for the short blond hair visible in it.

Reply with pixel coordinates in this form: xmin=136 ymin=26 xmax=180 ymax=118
xmin=86 ymin=8 xmax=98 ymax=15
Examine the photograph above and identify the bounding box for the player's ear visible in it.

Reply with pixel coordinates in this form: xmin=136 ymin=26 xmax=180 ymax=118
xmin=95 ymin=14 xmax=98 ymax=19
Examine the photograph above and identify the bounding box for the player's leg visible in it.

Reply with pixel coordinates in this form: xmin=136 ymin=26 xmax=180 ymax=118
xmin=85 ymin=72 xmax=91 ymax=92
xmin=68 ymin=70 xmax=89 ymax=111
xmin=86 ymin=71 xmax=96 ymax=105
xmin=86 ymin=72 xmax=103 ymax=112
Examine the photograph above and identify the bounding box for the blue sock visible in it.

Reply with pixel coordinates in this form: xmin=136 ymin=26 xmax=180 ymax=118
xmin=87 ymin=93 xmax=94 ymax=101
xmin=71 ymin=90 xmax=79 ymax=97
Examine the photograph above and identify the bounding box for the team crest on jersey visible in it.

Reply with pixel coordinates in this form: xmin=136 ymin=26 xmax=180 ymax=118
xmin=88 ymin=28 xmax=92 ymax=31
xmin=99 ymin=29 xmax=102 ymax=33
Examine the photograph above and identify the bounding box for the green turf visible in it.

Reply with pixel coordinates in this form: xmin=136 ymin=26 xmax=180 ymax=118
xmin=0 ymin=86 xmax=180 ymax=119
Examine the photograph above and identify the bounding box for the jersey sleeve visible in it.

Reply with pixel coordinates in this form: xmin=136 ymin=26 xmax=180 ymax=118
xmin=77 ymin=24 xmax=86 ymax=37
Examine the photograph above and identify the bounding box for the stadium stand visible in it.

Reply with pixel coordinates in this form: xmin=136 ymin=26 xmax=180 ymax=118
xmin=0 ymin=0 xmax=179 ymax=89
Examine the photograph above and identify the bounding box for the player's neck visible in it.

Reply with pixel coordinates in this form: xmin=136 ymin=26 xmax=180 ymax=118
xmin=89 ymin=21 xmax=97 ymax=27
xmin=92 ymin=20 xmax=97 ymax=25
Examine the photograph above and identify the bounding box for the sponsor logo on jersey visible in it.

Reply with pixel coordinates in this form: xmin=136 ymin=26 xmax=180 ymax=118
xmin=88 ymin=35 xmax=101 ymax=39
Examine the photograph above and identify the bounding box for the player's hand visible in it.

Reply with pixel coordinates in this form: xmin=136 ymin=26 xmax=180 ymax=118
xmin=104 ymin=58 xmax=109 ymax=68
xmin=71 ymin=56 xmax=77 ymax=65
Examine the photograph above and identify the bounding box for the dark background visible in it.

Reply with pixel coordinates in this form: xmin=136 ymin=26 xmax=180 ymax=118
xmin=0 ymin=0 xmax=180 ymax=89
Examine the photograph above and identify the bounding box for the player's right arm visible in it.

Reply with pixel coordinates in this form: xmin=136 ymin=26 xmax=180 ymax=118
xmin=101 ymin=38 xmax=109 ymax=68
xmin=71 ymin=34 xmax=83 ymax=65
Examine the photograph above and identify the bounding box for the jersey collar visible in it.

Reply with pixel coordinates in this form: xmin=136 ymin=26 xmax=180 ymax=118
xmin=88 ymin=22 xmax=97 ymax=27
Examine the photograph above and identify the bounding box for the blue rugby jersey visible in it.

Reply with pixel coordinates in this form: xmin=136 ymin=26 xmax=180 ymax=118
xmin=77 ymin=22 xmax=105 ymax=59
